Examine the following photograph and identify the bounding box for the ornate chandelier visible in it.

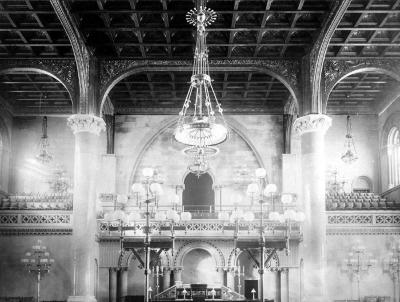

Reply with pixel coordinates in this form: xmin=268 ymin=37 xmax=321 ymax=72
xmin=183 ymin=146 xmax=219 ymax=177
xmin=341 ymin=115 xmax=358 ymax=164
xmin=37 ymin=116 xmax=53 ymax=164
xmin=174 ymin=4 xmax=229 ymax=148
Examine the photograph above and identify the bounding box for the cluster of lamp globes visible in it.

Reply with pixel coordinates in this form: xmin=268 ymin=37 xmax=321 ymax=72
xmin=218 ymin=168 xmax=306 ymax=223
xmin=103 ymin=168 xmax=192 ymax=224
xmin=20 ymin=240 xmax=55 ymax=271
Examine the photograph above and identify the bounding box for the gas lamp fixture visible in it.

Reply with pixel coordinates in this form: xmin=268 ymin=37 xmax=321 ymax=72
xmin=341 ymin=115 xmax=358 ymax=164
xmin=174 ymin=3 xmax=229 ymax=149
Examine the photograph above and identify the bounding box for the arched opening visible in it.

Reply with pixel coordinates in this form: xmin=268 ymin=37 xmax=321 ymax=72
xmin=326 ymin=70 xmax=400 ymax=115
xmin=182 ymin=172 xmax=215 ymax=213
xmin=387 ymin=127 xmax=400 ymax=188
xmin=182 ymin=248 xmax=220 ymax=286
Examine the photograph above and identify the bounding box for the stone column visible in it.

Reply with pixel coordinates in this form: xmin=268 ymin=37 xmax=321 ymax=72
xmin=226 ymin=268 xmax=235 ymax=290
xmin=67 ymin=114 xmax=105 ymax=302
xmin=293 ymin=114 xmax=331 ymax=302
xmin=117 ymin=268 xmax=128 ymax=302
xmin=162 ymin=268 xmax=171 ymax=290
xmin=109 ymin=268 xmax=117 ymax=302
xmin=275 ymin=270 xmax=281 ymax=302
xmin=217 ymin=268 xmax=225 ymax=288
xmin=173 ymin=267 xmax=183 ymax=285
xmin=283 ymin=269 xmax=289 ymax=302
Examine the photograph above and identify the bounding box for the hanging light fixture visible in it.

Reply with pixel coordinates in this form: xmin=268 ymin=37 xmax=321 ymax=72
xmin=174 ymin=3 xmax=229 ymax=148
xmin=183 ymin=146 xmax=219 ymax=177
xmin=341 ymin=115 xmax=358 ymax=164
xmin=37 ymin=93 xmax=52 ymax=164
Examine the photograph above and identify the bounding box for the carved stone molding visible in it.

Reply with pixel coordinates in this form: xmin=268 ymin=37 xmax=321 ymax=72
xmin=293 ymin=114 xmax=332 ymax=136
xmin=323 ymin=59 xmax=400 ymax=104
xmin=99 ymin=59 xmax=300 ymax=105
xmin=67 ymin=114 xmax=106 ymax=136
xmin=0 ymin=228 xmax=72 ymax=236
xmin=50 ymin=0 xmax=91 ymax=114
xmin=0 ymin=58 xmax=77 ymax=102
xmin=173 ymin=240 xmax=226 ymax=267
xmin=309 ymin=0 xmax=352 ymax=113
xmin=327 ymin=227 xmax=400 ymax=236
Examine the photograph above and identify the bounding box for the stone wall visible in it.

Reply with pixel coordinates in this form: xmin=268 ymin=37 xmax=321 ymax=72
xmin=112 ymin=115 xmax=283 ymax=206
xmin=9 ymin=116 xmax=75 ymax=194
xmin=326 ymin=232 xmax=394 ymax=301
xmin=0 ymin=235 xmax=73 ymax=299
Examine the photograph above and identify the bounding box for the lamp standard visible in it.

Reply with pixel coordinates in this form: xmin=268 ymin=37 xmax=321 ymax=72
xmin=132 ymin=167 xmax=163 ymax=302
xmin=245 ymin=168 xmax=305 ymax=302
xmin=20 ymin=240 xmax=55 ymax=302
xmin=342 ymin=243 xmax=376 ymax=301
xmin=383 ymin=239 xmax=400 ymax=302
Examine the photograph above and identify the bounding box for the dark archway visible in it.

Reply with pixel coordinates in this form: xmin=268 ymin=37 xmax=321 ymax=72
xmin=182 ymin=173 xmax=215 ymax=213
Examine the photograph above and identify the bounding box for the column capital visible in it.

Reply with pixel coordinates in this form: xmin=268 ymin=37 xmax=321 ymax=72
xmin=67 ymin=114 xmax=105 ymax=136
xmin=293 ymin=114 xmax=331 ymax=136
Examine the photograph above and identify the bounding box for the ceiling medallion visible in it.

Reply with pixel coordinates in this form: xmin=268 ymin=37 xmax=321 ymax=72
xmin=173 ymin=4 xmax=229 ymax=148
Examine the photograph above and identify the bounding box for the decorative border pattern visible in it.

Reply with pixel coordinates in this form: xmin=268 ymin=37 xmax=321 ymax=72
xmin=0 ymin=228 xmax=72 ymax=236
xmin=0 ymin=212 xmax=72 ymax=226
xmin=327 ymin=213 xmax=400 ymax=226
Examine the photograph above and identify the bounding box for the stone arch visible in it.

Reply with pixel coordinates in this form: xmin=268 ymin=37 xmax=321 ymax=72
xmin=127 ymin=117 xmax=266 ymax=193
xmin=98 ymin=63 xmax=300 ymax=116
xmin=381 ymin=111 xmax=400 ymax=148
xmin=0 ymin=115 xmax=11 ymax=191
xmin=0 ymin=66 xmax=77 ymax=112
xmin=123 ymin=249 xmax=172 ymax=268
xmin=173 ymin=241 xmax=225 ymax=268
xmin=227 ymin=248 xmax=279 ymax=269
xmin=323 ymin=62 xmax=400 ymax=113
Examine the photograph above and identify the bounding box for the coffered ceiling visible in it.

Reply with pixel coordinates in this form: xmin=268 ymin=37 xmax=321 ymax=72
xmin=0 ymin=0 xmax=399 ymax=115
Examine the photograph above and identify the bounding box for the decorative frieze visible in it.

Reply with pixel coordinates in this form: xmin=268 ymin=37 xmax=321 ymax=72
xmin=0 ymin=212 xmax=72 ymax=226
xmin=293 ymin=114 xmax=332 ymax=136
xmin=67 ymin=114 xmax=106 ymax=136
xmin=0 ymin=228 xmax=72 ymax=236
xmin=0 ymin=58 xmax=77 ymax=99
xmin=99 ymin=59 xmax=300 ymax=103
xmin=327 ymin=212 xmax=400 ymax=226
xmin=323 ymin=59 xmax=400 ymax=98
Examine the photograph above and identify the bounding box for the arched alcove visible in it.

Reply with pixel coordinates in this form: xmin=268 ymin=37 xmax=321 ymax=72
xmin=181 ymin=248 xmax=221 ymax=286
xmin=182 ymin=172 xmax=215 ymax=213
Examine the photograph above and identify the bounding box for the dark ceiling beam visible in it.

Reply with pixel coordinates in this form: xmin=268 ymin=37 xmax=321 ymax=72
xmin=96 ymin=0 xmax=121 ymax=57
xmin=253 ymin=2 xmax=271 ymax=58
xmin=279 ymin=0 xmax=305 ymax=57
xmin=127 ymin=0 xmax=146 ymax=58
xmin=335 ymin=0 xmax=374 ymax=57
xmin=50 ymin=0 xmax=92 ymax=114
xmin=227 ymin=0 xmax=240 ymax=58
xmin=5 ymin=27 xmax=398 ymax=32
xmin=307 ymin=0 xmax=352 ymax=114
xmin=4 ymin=9 xmax=400 ymax=14
xmin=0 ymin=2 xmax=35 ymax=56
xmin=161 ymin=0 xmax=172 ymax=58
xmin=68 ymin=10 xmax=328 ymax=14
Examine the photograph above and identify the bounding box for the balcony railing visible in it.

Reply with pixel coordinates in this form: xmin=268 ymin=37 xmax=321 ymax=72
xmin=0 ymin=193 xmax=73 ymax=211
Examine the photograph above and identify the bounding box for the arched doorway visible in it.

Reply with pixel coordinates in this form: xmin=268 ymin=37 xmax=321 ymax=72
xmin=182 ymin=248 xmax=221 ymax=286
xmin=182 ymin=172 xmax=215 ymax=213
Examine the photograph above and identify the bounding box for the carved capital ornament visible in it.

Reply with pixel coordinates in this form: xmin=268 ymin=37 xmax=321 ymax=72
xmin=293 ymin=114 xmax=332 ymax=136
xmin=67 ymin=114 xmax=106 ymax=136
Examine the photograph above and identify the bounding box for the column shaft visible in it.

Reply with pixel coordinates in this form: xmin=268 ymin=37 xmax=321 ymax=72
xmin=294 ymin=114 xmax=331 ymax=302
xmin=109 ymin=269 xmax=117 ymax=302
xmin=275 ymin=270 xmax=281 ymax=302
xmin=67 ymin=114 xmax=105 ymax=302
xmin=162 ymin=268 xmax=171 ymax=291
xmin=226 ymin=270 xmax=235 ymax=290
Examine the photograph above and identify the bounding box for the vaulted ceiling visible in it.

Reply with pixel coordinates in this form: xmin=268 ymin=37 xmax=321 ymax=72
xmin=0 ymin=0 xmax=399 ymax=116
